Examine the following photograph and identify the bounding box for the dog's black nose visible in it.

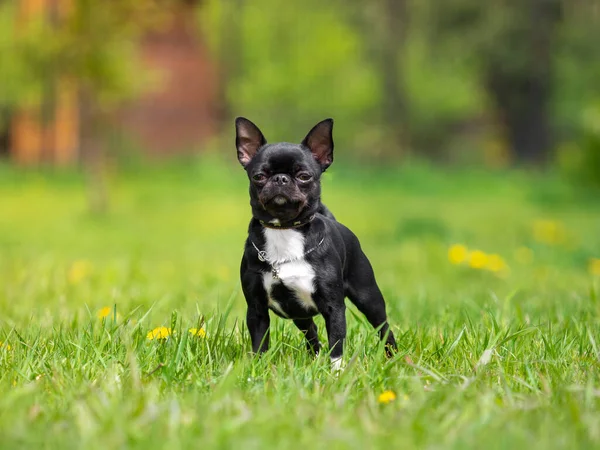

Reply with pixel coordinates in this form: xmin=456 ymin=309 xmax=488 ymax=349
xmin=272 ymin=174 xmax=291 ymax=186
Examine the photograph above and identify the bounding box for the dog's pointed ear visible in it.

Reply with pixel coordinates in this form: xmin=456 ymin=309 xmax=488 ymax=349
xmin=302 ymin=119 xmax=334 ymax=171
xmin=235 ymin=117 xmax=267 ymax=167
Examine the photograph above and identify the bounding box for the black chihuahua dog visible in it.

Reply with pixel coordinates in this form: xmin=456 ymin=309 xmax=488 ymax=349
xmin=236 ymin=117 xmax=396 ymax=370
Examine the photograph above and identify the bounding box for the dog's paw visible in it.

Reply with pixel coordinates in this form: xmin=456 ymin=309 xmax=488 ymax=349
xmin=330 ymin=356 xmax=344 ymax=375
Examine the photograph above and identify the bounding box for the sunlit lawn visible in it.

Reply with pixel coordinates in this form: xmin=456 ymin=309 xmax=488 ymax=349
xmin=1 ymin=158 xmax=600 ymax=449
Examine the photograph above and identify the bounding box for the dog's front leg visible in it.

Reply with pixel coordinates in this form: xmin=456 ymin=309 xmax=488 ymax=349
xmin=322 ymin=301 xmax=346 ymax=371
xmin=246 ymin=305 xmax=270 ymax=354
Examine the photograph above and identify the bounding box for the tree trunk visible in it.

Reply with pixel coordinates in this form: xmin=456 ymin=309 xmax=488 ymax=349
xmin=347 ymin=0 xmax=410 ymax=157
xmin=485 ymin=0 xmax=561 ymax=165
xmin=0 ymin=109 xmax=10 ymax=158
xmin=80 ymin=91 xmax=109 ymax=215
xmin=486 ymin=67 xmax=552 ymax=165
xmin=379 ymin=0 xmax=410 ymax=154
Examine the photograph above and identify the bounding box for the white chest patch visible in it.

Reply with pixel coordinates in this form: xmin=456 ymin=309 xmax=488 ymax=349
xmin=261 ymin=228 xmax=318 ymax=316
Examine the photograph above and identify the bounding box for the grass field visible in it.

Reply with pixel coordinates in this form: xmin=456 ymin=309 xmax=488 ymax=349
xmin=1 ymin=158 xmax=600 ymax=449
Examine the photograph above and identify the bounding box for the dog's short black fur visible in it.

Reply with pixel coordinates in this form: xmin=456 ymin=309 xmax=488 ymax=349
xmin=236 ymin=117 xmax=397 ymax=364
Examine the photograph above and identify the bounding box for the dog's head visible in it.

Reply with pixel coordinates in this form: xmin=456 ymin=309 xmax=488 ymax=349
xmin=235 ymin=118 xmax=334 ymax=225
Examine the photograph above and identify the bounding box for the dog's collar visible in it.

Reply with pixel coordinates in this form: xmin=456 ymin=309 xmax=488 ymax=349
xmin=250 ymin=237 xmax=325 ymax=279
xmin=259 ymin=214 xmax=316 ymax=230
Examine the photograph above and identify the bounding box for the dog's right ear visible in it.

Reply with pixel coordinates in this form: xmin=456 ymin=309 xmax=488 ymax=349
xmin=235 ymin=117 xmax=266 ymax=167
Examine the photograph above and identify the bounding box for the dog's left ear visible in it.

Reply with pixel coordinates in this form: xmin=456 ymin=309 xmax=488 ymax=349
xmin=302 ymin=119 xmax=334 ymax=171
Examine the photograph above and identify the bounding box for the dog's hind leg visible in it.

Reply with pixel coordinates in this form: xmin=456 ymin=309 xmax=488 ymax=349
xmin=293 ymin=318 xmax=321 ymax=356
xmin=345 ymin=254 xmax=397 ymax=356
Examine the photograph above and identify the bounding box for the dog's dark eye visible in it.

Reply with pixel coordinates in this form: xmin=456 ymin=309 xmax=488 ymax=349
xmin=252 ymin=173 xmax=266 ymax=182
xmin=297 ymin=173 xmax=312 ymax=182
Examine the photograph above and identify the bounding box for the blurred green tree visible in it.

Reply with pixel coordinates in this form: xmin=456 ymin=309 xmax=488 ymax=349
xmin=200 ymin=0 xmax=598 ymax=167
xmin=0 ymin=0 xmax=172 ymax=129
xmin=0 ymin=0 xmax=175 ymax=212
xmin=346 ymin=0 xmax=410 ymax=155
xmin=429 ymin=0 xmax=564 ymax=164
xmin=57 ymin=0 xmax=173 ymax=213
xmin=199 ymin=0 xmax=382 ymax=156
xmin=2 ymin=0 xmax=597 ymax=173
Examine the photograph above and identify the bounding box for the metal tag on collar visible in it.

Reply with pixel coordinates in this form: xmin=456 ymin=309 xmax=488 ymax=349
xmin=272 ymin=267 xmax=280 ymax=279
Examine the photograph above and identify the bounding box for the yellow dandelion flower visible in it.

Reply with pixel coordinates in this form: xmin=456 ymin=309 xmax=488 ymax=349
xmin=448 ymin=244 xmax=468 ymax=265
xmin=515 ymin=247 xmax=534 ymax=265
xmin=0 ymin=341 xmax=11 ymax=351
xmin=189 ymin=328 xmax=206 ymax=338
xmin=486 ymin=254 xmax=507 ymax=273
xmin=533 ymin=220 xmax=565 ymax=245
xmin=68 ymin=260 xmax=93 ymax=285
xmin=146 ymin=327 xmax=172 ymax=340
xmin=378 ymin=390 xmax=397 ymax=404
xmin=97 ymin=307 xmax=112 ymax=319
xmin=468 ymin=250 xmax=488 ymax=269
xmin=97 ymin=307 xmax=121 ymax=321
xmin=589 ymin=258 xmax=600 ymax=277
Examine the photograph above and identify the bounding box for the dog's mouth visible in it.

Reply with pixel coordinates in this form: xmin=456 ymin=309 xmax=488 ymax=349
xmin=261 ymin=194 xmax=305 ymax=220
xmin=264 ymin=196 xmax=301 ymax=210
xmin=271 ymin=195 xmax=289 ymax=206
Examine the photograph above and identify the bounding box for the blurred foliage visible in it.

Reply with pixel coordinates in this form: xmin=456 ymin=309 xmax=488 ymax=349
xmin=198 ymin=0 xmax=484 ymax=157
xmin=198 ymin=0 xmax=381 ymax=153
xmin=199 ymin=0 xmax=599 ymax=167
xmin=0 ymin=0 xmax=172 ymax=117
xmin=557 ymin=102 xmax=600 ymax=189
xmin=55 ymin=0 xmax=170 ymax=108
xmin=579 ymin=104 xmax=600 ymax=187
xmin=0 ymin=0 xmax=599 ymax=178
xmin=0 ymin=2 xmax=55 ymax=127
xmin=0 ymin=0 xmax=179 ymax=213
xmin=553 ymin=1 xmax=600 ymax=136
